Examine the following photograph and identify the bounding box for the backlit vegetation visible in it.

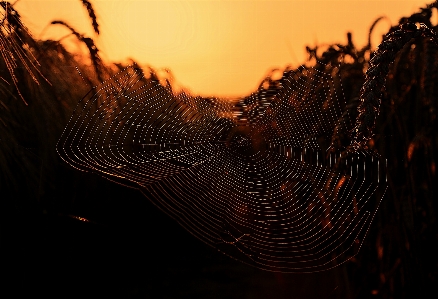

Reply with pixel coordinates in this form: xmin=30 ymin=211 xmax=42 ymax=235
xmin=1 ymin=0 xmax=437 ymax=297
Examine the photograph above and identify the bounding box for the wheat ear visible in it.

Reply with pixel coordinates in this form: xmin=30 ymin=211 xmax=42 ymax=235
xmin=351 ymin=23 xmax=438 ymax=150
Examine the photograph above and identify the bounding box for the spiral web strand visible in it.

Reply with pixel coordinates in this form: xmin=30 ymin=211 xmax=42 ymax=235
xmin=57 ymin=63 xmax=387 ymax=272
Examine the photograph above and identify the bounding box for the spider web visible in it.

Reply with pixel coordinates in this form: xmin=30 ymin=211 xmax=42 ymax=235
xmin=57 ymin=63 xmax=387 ymax=272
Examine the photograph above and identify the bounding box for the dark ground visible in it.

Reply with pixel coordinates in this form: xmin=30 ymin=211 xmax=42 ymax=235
xmin=2 ymin=169 xmax=367 ymax=299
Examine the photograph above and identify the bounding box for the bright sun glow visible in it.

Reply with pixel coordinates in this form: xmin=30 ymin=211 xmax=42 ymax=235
xmin=15 ymin=0 xmax=426 ymax=97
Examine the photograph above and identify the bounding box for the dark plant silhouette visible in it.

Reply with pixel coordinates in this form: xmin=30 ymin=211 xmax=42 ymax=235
xmin=49 ymin=20 xmax=102 ymax=79
xmin=0 ymin=1 xmax=48 ymax=103
xmin=1 ymin=0 xmax=437 ymax=298
xmin=80 ymin=0 xmax=99 ymax=35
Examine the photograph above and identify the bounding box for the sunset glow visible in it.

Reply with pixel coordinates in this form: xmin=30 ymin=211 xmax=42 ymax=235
xmin=15 ymin=0 xmax=431 ymax=97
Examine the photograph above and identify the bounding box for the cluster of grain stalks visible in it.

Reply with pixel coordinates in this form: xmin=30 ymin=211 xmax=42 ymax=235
xmin=0 ymin=0 xmax=109 ymax=209
xmin=0 ymin=1 xmax=47 ymax=103
xmin=243 ymin=1 xmax=438 ymax=295
xmin=354 ymin=22 xmax=437 ymax=148
xmin=1 ymin=0 xmax=437 ymax=297
xmin=0 ymin=1 xmax=189 ymax=210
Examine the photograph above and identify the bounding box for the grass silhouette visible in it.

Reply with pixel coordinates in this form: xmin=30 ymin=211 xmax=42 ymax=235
xmin=1 ymin=0 xmax=437 ymax=297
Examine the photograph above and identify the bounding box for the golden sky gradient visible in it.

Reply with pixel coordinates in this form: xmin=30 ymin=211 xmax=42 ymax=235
xmin=15 ymin=0 xmax=433 ymax=98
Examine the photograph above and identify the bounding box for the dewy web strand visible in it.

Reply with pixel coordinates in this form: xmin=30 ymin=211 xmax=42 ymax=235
xmin=55 ymin=22 xmax=424 ymax=271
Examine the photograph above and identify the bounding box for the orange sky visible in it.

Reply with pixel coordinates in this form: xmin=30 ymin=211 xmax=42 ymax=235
xmin=14 ymin=0 xmax=433 ymax=98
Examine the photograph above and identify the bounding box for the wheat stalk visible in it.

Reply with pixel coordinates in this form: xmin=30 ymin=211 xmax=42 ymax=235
xmin=0 ymin=1 xmax=50 ymax=104
xmin=50 ymin=20 xmax=101 ymax=79
xmin=80 ymin=0 xmax=99 ymax=35
xmin=351 ymin=22 xmax=438 ymax=150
